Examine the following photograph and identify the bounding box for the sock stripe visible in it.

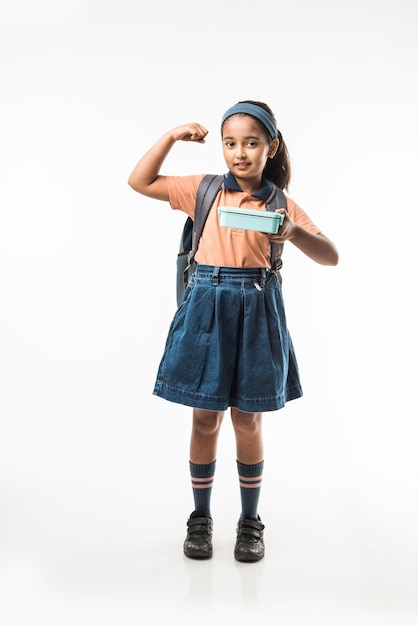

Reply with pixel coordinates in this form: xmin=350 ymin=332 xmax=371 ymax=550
xmin=239 ymin=475 xmax=262 ymax=488
xmin=189 ymin=461 xmax=216 ymax=518
xmin=237 ymin=461 xmax=264 ymax=519
xmin=191 ymin=478 xmax=214 ymax=488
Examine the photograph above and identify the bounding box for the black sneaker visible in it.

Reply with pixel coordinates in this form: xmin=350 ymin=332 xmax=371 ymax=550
xmin=183 ymin=510 xmax=213 ymax=559
xmin=234 ymin=517 xmax=265 ymax=562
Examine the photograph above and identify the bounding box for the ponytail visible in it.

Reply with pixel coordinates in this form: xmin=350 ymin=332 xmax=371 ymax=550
xmin=263 ymin=129 xmax=291 ymax=190
xmin=237 ymin=100 xmax=291 ymax=190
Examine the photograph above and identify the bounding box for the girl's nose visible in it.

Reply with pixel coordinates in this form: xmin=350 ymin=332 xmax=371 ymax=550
xmin=236 ymin=143 xmax=247 ymax=158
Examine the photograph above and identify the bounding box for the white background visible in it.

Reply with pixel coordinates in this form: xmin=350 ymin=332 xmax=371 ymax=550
xmin=1 ymin=0 xmax=417 ymax=624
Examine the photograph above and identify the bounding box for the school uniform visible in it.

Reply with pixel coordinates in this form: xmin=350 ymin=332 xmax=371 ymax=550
xmin=153 ymin=172 xmax=321 ymax=412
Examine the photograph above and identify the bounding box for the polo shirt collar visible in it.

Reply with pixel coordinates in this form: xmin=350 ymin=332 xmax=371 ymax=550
xmin=223 ymin=171 xmax=274 ymax=202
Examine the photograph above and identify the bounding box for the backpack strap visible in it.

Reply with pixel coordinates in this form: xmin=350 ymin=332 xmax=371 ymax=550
xmin=184 ymin=174 xmax=225 ymax=284
xmin=266 ymin=186 xmax=287 ymax=283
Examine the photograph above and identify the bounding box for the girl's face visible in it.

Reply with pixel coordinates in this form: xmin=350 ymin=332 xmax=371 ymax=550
xmin=222 ymin=114 xmax=278 ymax=190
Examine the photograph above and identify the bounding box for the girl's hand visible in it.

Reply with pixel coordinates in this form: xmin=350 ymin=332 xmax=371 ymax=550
xmin=171 ymin=123 xmax=209 ymax=143
xmin=267 ymin=209 xmax=294 ymax=242
xmin=268 ymin=209 xmax=339 ymax=265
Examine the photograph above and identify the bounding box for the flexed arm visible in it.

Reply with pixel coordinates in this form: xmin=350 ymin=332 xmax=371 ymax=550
xmin=127 ymin=123 xmax=208 ymax=201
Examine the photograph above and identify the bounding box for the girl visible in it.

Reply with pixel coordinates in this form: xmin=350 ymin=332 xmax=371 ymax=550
xmin=128 ymin=100 xmax=339 ymax=562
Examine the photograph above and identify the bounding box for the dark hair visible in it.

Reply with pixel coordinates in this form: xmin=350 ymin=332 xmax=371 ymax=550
xmin=237 ymin=100 xmax=291 ymax=190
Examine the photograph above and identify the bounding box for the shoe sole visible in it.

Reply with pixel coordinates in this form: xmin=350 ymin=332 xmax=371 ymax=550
xmin=184 ymin=549 xmax=213 ymax=559
xmin=234 ymin=552 xmax=264 ymax=562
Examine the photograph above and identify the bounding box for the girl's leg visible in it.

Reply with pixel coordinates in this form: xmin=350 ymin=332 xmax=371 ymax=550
xmin=188 ymin=408 xmax=224 ymax=517
xmin=230 ymin=407 xmax=264 ymax=518
xmin=230 ymin=408 xmax=263 ymax=465
xmin=230 ymin=407 xmax=265 ymax=562
xmin=190 ymin=408 xmax=224 ymax=464
xmin=184 ymin=409 xmax=224 ymax=559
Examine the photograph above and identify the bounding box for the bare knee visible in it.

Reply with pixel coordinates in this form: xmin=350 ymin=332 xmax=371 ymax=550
xmin=230 ymin=408 xmax=263 ymax=464
xmin=192 ymin=408 xmax=224 ymax=437
xmin=230 ymin=408 xmax=262 ymax=436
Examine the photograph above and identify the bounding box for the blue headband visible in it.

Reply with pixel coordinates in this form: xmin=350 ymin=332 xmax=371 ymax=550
xmin=221 ymin=103 xmax=278 ymax=140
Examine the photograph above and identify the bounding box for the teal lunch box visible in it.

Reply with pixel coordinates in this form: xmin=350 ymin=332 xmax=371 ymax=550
xmin=218 ymin=206 xmax=284 ymax=234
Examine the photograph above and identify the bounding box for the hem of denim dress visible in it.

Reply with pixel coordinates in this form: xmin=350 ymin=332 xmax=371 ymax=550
xmin=153 ymin=381 xmax=303 ymax=413
xmin=285 ymin=384 xmax=304 ymax=402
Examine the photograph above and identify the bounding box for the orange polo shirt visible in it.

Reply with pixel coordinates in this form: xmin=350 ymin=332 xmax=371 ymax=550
xmin=167 ymin=174 xmax=321 ymax=268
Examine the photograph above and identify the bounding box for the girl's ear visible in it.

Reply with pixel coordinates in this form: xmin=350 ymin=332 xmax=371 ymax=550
xmin=268 ymin=137 xmax=279 ymax=159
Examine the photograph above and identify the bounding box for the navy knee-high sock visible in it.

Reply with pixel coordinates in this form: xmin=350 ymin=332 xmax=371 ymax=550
xmin=189 ymin=461 xmax=216 ymax=519
xmin=237 ymin=460 xmax=264 ymax=520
